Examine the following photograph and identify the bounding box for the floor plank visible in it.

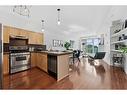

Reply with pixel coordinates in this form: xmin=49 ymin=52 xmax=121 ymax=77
xmin=3 ymin=58 xmax=127 ymax=89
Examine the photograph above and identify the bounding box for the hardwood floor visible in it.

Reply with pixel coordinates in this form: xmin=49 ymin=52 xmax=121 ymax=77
xmin=3 ymin=58 xmax=127 ymax=89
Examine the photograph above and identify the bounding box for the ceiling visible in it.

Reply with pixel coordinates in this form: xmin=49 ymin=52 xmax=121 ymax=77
xmin=0 ymin=6 xmax=112 ymax=37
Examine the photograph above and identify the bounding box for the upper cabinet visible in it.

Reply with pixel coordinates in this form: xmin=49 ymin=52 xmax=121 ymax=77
xmin=19 ymin=29 xmax=29 ymax=37
xmin=9 ymin=27 xmax=20 ymax=36
xmin=3 ymin=26 xmax=10 ymax=43
xmin=3 ymin=25 xmax=44 ymax=45
xmin=36 ymin=32 xmax=44 ymax=44
xmin=28 ymin=31 xmax=43 ymax=44
xmin=28 ymin=31 xmax=37 ymax=44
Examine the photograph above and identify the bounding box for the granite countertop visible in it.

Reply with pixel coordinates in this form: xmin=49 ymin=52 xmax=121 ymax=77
xmin=31 ymin=50 xmax=73 ymax=55
xmin=4 ymin=51 xmax=73 ymax=55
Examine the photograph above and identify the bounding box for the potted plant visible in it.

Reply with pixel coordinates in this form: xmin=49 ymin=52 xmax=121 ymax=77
xmin=120 ymin=45 xmax=127 ymax=53
xmin=64 ymin=41 xmax=71 ymax=50
xmin=120 ymin=46 xmax=127 ymax=74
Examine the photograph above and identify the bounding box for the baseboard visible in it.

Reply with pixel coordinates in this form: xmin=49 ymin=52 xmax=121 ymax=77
xmin=124 ymin=68 xmax=127 ymax=74
xmin=57 ymin=74 xmax=69 ymax=82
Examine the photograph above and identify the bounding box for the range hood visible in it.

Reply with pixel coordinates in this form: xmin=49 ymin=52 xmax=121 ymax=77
xmin=10 ymin=35 xmax=28 ymax=39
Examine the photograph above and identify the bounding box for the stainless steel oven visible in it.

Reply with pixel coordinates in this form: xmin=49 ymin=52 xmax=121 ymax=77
xmin=10 ymin=52 xmax=30 ymax=74
xmin=9 ymin=37 xmax=30 ymax=74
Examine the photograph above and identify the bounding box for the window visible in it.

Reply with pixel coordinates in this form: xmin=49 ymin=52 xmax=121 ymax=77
xmin=81 ymin=38 xmax=100 ymax=54
xmin=70 ymin=40 xmax=75 ymax=48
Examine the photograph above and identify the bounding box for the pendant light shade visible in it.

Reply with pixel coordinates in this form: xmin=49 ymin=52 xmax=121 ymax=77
xmin=41 ymin=20 xmax=44 ymax=32
xmin=57 ymin=8 xmax=61 ymax=25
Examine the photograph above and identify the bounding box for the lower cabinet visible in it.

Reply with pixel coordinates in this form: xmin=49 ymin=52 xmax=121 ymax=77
xmin=31 ymin=53 xmax=48 ymax=73
xmin=42 ymin=54 xmax=48 ymax=72
xmin=3 ymin=54 xmax=9 ymax=75
xmin=36 ymin=53 xmax=48 ymax=73
xmin=31 ymin=53 xmax=37 ymax=68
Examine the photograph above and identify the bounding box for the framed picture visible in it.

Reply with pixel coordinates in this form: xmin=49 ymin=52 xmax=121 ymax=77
xmin=53 ymin=39 xmax=63 ymax=47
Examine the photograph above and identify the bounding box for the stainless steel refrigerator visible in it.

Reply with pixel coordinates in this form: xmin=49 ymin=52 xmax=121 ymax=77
xmin=0 ymin=23 xmax=2 ymax=89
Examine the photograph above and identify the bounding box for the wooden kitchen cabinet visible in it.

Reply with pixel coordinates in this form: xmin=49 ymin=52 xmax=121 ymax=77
xmin=3 ymin=26 xmax=10 ymax=43
xmin=28 ymin=31 xmax=37 ymax=44
xmin=3 ymin=54 xmax=9 ymax=75
xmin=31 ymin=53 xmax=37 ymax=68
xmin=3 ymin=25 xmax=44 ymax=45
xmin=28 ymin=32 xmax=44 ymax=45
xmin=19 ymin=29 xmax=29 ymax=37
xmin=9 ymin=27 xmax=20 ymax=36
xmin=41 ymin=53 xmax=48 ymax=72
xmin=36 ymin=53 xmax=43 ymax=69
xmin=3 ymin=26 xmax=21 ymax=43
xmin=9 ymin=27 xmax=29 ymax=37
xmin=31 ymin=53 xmax=47 ymax=72
xmin=36 ymin=33 xmax=44 ymax=44
xmin=36 ymin=53 xmax=48 ymax=72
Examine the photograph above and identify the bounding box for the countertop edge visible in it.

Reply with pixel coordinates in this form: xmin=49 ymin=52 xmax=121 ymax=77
xmin=3 ymin=51 xmax=73 ymax=55
xmin=30 ymin=51 xmax=73 ymax=55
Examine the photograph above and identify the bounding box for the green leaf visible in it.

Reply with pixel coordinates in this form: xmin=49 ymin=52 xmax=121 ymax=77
xmin=64 ymin=41 xmax=71 ymax=50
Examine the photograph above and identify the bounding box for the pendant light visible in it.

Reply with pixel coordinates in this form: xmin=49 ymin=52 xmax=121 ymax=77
xmin=41 ymin=20 xmax=45 ymax=32
xmin=57 ymin=9 xmax=61 ymax=25
xmin=13 ymin=5 xmax=30 ymax=17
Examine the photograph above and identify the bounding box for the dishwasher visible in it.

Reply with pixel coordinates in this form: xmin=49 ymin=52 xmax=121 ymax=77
xmin=48 ymin=55 xmax=57 ymax=79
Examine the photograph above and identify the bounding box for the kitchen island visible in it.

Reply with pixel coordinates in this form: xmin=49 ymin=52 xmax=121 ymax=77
xmin=33 ymin=51 xmax=73 ymax=81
